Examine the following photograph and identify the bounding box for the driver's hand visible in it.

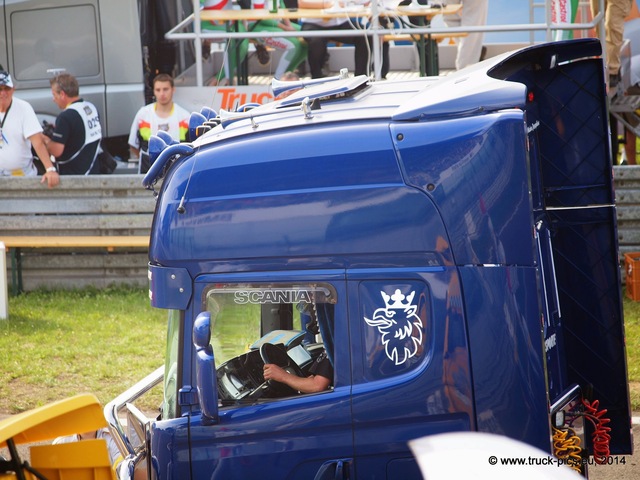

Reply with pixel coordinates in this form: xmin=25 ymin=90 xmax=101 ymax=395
xmin=263 ymin=363 xmax=287 ymax=383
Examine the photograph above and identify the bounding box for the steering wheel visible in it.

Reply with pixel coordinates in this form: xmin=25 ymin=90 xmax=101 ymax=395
xmin=260 ymin=342 xmax=305 ymax=396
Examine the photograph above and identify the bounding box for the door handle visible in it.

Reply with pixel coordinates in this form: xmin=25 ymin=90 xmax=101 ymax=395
xmin=313 ymin=458 xmax=352 ymax=480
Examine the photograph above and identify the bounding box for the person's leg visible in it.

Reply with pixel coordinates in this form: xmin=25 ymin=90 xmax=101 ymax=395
xmin=201 ymin=23 xmax=231 ymax=83
xmin=336 ymin=23 xmax=370 ymax=77
xmin=256 ymin=21 xmax=308 ymax=78
xmin=220 ymin=38 xmax=249 ymax=84
xmin=380 ymin=17 xmax=390 ymax=78
xmin=606 ymin=0 xmax=633 ymax=77
xmin=590 ymin=0 xmax=601 ymax=36
xmin=233 ymin=22 xmax=251 ymax=83
xmin=302 ymin=23 xmax=329 ymax=78
xmin=375 ymin=39 xmax=390 ymax=79
xmin=275 ymin=36 xmax=308 ymax=77
xmin=203 ymin=23 xmax=249 ymax=84
xmin=455 ymin=0 xmax=489 ymax=70
xmin=282 ymin=22 xmax=308 ymax=74
xmin=366 ymin=35 xmax=387 ymax=79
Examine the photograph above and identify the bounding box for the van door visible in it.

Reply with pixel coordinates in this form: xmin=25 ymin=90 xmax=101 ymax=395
xmin=3 ymin=0 xmax=143 ymax=142
xmin=4 ymin=0 xmax=105 ymax=123
xmin=348 ymin=268 xmax=473 ymax=479
xmin=185 ymin=272 xmax=355 ymax=480
xmin=0 ymin=4 xmax=6 ymax=70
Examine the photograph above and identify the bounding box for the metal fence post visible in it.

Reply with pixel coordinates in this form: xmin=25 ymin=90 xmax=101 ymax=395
xmin=0 ymin=242 xmax=8 ymax=320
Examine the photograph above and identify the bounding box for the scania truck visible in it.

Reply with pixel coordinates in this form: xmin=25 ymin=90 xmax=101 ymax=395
xmin=103 ymin=38 xmax=632 ymax=479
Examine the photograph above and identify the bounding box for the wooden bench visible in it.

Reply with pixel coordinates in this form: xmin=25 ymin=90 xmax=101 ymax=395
xmin=329 ymin=31 xmax=468 ymax=76
xmin=0 ymin=235 xmax=150 ymax=292
xmin=333 ymin=32 xmax=466 ymax=47
xmin=0 ymin=175 xmax=156 ymax=309
xmin=380 ymin=31 xmax=468 ymax=76
xmin=0 ymin=236 xmax=149 ymax=250
xmin=382 ymin=32 xmax=468 ymax=44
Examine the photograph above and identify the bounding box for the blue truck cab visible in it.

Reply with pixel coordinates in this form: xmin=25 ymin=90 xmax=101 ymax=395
xmin=107 ymin=39 xmax=632 ymax=479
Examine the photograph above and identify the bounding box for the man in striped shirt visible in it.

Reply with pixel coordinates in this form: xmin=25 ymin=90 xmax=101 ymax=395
xmin=128 ymin=73 xmax=189 ymax=173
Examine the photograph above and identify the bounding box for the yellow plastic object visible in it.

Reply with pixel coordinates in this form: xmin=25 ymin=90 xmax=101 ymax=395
xmin=29 ymin=439 xmax=115 ymax=480
xmin=0 ymin=394 xmax=107 ymax=447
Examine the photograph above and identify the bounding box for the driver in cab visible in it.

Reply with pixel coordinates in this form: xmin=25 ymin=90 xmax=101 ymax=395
xmin=263 ymin=351 xmax=333 ymax=394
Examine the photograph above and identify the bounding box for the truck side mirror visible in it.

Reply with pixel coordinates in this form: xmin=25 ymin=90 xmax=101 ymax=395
xmin=193 ymin=312 xmax=219 ymax=424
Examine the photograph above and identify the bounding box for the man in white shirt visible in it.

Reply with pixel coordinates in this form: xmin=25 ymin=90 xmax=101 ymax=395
xmin=0 ymin=70 xmax=59 ymax=187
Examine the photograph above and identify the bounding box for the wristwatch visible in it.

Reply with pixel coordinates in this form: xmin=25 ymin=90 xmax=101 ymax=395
xmin=46 ymin=166 xmax=57 ymax=173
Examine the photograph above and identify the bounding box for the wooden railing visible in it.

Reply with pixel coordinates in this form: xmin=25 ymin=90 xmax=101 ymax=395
xmin=614 ymin=166 xmax=640 ymax=264
xmin=0 ymin=175 xmax=154 ymax=294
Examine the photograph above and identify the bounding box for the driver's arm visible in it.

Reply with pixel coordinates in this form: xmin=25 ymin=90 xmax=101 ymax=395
xmin=263 ymin=364 xmax=331 ymax=394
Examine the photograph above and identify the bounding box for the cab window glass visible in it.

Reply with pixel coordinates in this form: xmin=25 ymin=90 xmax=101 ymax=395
xmin=359 ymin=281 xmax=430 ymax=380
xmin=203 ymin=283 xmax=336 ymax=403
xmin=163 ymin=309 xmax=182 ymax=420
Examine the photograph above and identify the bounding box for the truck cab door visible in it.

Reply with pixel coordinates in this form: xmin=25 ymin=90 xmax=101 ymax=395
xmin=185 ymin=272 xmax=355 ymax=480
xmin=347 ymin=268 xmax=473 ymax=478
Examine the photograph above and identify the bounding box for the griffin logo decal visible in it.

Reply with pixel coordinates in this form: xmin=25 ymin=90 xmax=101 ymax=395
xmin=364 ymin=289 xmax=423 ymax=365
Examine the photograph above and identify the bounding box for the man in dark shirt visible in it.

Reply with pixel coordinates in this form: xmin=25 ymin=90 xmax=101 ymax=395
xmin=263 ymin=351 xmax=333 ymax=393
xmin=44 ymin=73 xmax=102 ymax=175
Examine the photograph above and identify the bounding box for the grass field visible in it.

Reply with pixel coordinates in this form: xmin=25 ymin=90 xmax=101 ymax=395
xmin=0 ymin=286 xmax=166 ymax=414
xmin=0 ymin=285 xmax=638 ymax=414
xmin=622 ymin=293 xmax=640 ymax=411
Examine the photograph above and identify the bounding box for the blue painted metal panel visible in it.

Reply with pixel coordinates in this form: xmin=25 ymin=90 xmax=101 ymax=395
xmin=347 ymin=269 xmax=472 ymax=478
xmin=152 ymin=275 xmax=353 ymax=480
xmin=391 ymin=74 xmax=525 ymax=121
xmin=149 ymin=416 xmax=192 ymax=480
xmin=395 ymin=112 xmax=534 ymax=267
xmin=153 ymin=396 xmax=354 ymax=478
xmin=148 ymin=264 xmax=193 ymax=310
xmin=149 ymin=122 xmax=452 ymax=271
xmin=458 ymin=266 xmax=550 ymax=452
xmin=185 ymin=393 xmax=354 ymax=479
